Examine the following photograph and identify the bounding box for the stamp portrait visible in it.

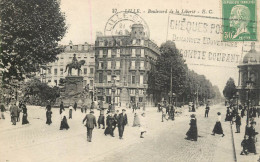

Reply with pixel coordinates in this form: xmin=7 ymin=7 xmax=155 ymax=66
xmin=222 ymin=0 xmax=257 ymax=41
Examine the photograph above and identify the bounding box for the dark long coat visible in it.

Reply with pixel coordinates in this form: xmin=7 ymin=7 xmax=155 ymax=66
xmin=186 ymin=118 xmax=198 ymax=140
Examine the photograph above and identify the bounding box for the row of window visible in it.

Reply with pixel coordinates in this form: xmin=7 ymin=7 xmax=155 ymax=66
xmin=98 ymin=49 xmax=145 ymax=58
xmin=98 ymin=61 xmax=145 ymax=69
xmin=99 ymin=73 xmax=144 ymax=84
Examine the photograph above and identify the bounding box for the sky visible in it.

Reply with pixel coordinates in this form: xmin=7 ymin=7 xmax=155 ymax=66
xmin=59 ymin=0 xmax=260 ymax=92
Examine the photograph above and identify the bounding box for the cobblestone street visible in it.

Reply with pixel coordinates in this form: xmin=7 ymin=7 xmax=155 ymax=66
xmin=0 ymin=104 xmax=259 ymax=162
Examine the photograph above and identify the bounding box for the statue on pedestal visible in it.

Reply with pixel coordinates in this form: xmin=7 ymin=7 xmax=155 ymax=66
xmin=65 ymin=54 xmax=85 ymax=76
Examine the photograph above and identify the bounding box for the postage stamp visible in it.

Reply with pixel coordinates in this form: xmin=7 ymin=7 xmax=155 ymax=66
xmin=222 ymin=0 xmax=257 ymax=41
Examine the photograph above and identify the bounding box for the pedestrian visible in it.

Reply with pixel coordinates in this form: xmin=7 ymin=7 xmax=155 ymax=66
xmin=98 ymin=108 xmax=105 ymax=129
xmin=84 ymin=105 xmax=87 ymax=113
xmin=17 ymin=101 xmax=22 ymax=122
xmin=10 ymin=102 xmax=19 ymax=125
xmin=83 ymin=111 xmax=97 ymax=142
xmin=60 ymin=116 xmax=69 ymax=130
xmin=252 ymin=107 xmax=257 ymax=118
xmin=157 ymin=103 xmax=161 ymax=112
xmin=139 ymin=112 xmax=147 ymax=138
xmin=161 ymin=106 xmax=168 ymax=122
xmin=59 ymin=101 xmax=64 ymax=114
xmin=185 ymin=114 xmax=198 ymax=141
xmin=21 ymin=103 xmax=29 ymax=125
xmin=73 ymin=101 xmax=77 ymax=111
xmin=257 ymin=106 xmax=260 ymax=118
xmin=132 ymin=102 xmax=136 ymax=113
xmin=104 ymin=112 xmax=115 ymax=137
xmin=112 ymin=110 xmax=119 ymax=133
xmin=246 ymin=121 xmax=258 ymax=154
xmin=169 ymin=105 xmax=175 ymax=121
xmin=225 ymin=107 xmax=231 ymax=121
xmin=69 ymin=104 xmax=73 ymax=119
xmin=46 ymin=104 xmax=52 ymax=125
xmin=240 ymin=135 xmax=249 ymax=155
xmin=241 ymin=107 xmax=245 ymax=118
xmin=212 ymin=112 xmax=225 ymax=137
xmin=205 ymin=105 xmax=210 ymax=118
xmin=117 ymin=109 xmax=128 ymax=139
xmin=0 ymin=103 xmax=6 ymax=119
xmin=235 ymin=113 xmax=241 ymax=133
xmin=191 ymin=103 xmax=196 ymax=112
xmin=133 ymin=110 xmax=140 ymax=127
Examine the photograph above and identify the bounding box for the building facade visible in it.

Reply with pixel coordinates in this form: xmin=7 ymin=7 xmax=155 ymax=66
xmin=94 ymin=24 xmax=160 ymax=106
xmin=237 ymin=42 xmax=260 ymax=106
xmin=39 ymin=42 xmax=95 ymax=91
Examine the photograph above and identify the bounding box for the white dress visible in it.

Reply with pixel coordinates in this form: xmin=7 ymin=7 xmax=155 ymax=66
xmin=139 ymin=115 xmax=147 ymax=132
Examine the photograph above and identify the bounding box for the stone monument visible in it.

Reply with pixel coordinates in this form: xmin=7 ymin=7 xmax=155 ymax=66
xmin=57 ymin=54 xmax=86 ymax=106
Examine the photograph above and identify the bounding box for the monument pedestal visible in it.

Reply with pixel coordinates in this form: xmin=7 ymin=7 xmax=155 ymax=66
xmin=65 ymin=76 xmax=84 ymax=95
xmin=58 ymin=76 xmax=84 ymax=107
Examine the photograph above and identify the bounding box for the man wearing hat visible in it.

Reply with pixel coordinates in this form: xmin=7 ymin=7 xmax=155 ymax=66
xmin=98 ymin=107 xmax=105 ymax=129
xmin=83 ymin=111 xmax=97 ymax=142
xmin=117 ymin=109 xmax=128 ymax=139
xmin=205 ymin=104 xmax=210 ymax=118
xmin=69 ymin=104 xmax=73 ymax=119
xmin=235 ymin=112 xmax=241 ymax=133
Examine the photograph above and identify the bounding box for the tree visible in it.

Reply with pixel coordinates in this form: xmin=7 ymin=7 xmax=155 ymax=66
xmin=0 ymin=0 xmax=67 ymax=83
xmin=22 ymin=78 xmax=60 ymax=105
xmin=147 ymin=41 xmax=187 ymax=102
xmin=223 ymin=78 xmax=237 ymax=101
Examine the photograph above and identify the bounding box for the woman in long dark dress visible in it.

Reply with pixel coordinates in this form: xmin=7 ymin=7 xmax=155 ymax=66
xmin=60 ymin=116 xmax=69 ymax=130
xmin=104 ymin=113 xmax=115 ymax=137
xmin=186 ymin=114 xmax=198 ymax=141
xmin=46 ymin=104 xmax=52 ymax=125
xmin=22 ymin=103 xmax=29 ymax=125
xmin=212 ymin=112 xmax=225 ymax=137
xmin=225 ymin=107 xmax=231 ymax=121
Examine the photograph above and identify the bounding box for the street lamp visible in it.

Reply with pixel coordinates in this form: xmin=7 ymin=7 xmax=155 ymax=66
xmin=111 ymin=73 xmax=117 ymax=113
xmin=233 ymin=91 xmax=239 ymax=111
xmin=245 ymin=78 xmax=255 ymax=129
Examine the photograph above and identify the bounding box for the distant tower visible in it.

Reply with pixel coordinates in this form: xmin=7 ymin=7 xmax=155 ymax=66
xmin=130 ymin=24 xmax=145 ymax=39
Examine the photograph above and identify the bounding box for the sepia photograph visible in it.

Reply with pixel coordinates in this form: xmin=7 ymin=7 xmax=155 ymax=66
xmin=0 ymin=0 xmax=259 ymax=161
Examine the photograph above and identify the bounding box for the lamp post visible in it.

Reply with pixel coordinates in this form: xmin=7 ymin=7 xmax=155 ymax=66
xmin=236 ymin=91 xmax=239 ymax=111
xmin=245 ymin=78 xmax=255 ymax=129
xmin=111 ymin=73 xmax=116 ymax=113
xmin=233 ymin=91 xmax=239 ymax=111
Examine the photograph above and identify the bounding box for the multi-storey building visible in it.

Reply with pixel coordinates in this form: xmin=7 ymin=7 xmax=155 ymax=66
xmin=39 ymin=41 xmax=95 ymax=91
xmin=94 ymin=24 xmax=160 ymax=106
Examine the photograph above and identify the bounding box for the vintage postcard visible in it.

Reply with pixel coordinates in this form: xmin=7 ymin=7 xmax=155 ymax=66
xmin=0 ymin=0 xmax=259 ymax=162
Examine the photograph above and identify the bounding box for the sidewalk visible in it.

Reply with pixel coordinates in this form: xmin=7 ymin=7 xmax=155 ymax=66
xmin=232 ymin=116 xmax=260 ymax=162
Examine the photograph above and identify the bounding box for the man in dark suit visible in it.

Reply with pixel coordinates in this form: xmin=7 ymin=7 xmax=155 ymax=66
xmin=235 ymin=113 xmax=241 ymax=133
xmin=83 ymin=111 xmax=97 ymax=142
xmin=60 ymin=101 xmax=65 ymax=114
xmin=205 ymin=105 xmax=210 ymax=118
xmin=117 ymin=109 xmax=128 ymax=139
